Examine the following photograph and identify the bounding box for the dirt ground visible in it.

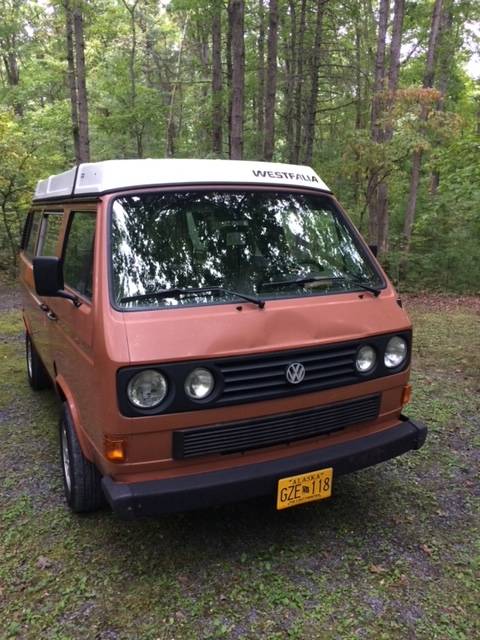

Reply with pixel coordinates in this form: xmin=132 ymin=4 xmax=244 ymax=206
xmin=0 ymin=281 xmax=479 ymax=639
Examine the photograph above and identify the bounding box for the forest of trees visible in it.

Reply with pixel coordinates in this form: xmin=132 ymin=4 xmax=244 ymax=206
xmin=0 ymin=0 xmax=479 ymax=291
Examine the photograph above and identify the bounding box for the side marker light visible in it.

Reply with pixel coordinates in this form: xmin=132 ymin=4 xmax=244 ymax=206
xmin=104 ymin=436 xmax=126 ymax=462
xmin=402 ymin=384 xmax=412 ymax=406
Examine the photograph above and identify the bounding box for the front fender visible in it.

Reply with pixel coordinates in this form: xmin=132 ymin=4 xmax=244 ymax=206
xmin=55 ymin=374 xmax=95 ymax=462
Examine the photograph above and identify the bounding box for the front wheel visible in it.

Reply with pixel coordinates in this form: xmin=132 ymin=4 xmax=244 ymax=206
xmin=59 ymin=404 xmax=105 ymax=513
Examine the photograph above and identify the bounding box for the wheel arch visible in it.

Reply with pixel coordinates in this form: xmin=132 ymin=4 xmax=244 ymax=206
xmin=55 ymin=375 xmax=95 ymax=462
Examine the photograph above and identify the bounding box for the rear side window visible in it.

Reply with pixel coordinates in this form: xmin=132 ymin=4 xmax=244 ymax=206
xmin=23 ymin=212 xmax=42 ymax=258
xmin=37 ymin=212 xmax=63 ymax=256
xmin=63 ymin=212 xmax=96 ymax=299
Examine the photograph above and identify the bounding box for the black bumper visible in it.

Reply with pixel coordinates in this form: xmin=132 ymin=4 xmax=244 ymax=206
xmin=102 ymin=416 xmax=427 ymax=519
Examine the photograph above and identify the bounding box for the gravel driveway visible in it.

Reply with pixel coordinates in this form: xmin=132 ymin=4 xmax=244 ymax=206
xmin=1 ymin=284 xmax=479 ymax=640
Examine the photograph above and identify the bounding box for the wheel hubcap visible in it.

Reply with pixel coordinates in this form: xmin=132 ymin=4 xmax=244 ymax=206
xmin=26 ymin=338 xmax=33 ymax=379
xmin=61 ymin=424 xmax=72 ymax=493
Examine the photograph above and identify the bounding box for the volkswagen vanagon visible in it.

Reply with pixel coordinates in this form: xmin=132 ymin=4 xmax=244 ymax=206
xmin=19 ymin=159 xmax=427 ymax=518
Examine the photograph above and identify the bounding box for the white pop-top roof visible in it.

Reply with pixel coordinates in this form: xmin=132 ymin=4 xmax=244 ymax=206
xmin=33 ymin=159 xmax=330 ymax=200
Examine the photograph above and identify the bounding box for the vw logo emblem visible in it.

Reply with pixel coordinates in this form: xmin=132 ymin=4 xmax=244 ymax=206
xmin=286 ymin=362 xmax=305 ymax=384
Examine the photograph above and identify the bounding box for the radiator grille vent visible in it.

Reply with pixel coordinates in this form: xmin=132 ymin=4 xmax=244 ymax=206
xmin=173 ymin=394 xmax=381 ymax=459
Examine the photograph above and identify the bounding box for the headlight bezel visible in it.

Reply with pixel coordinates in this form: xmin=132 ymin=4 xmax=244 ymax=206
xmin=355 ymin=344 xmax=377 ymax=374
xmin=384 ymin=335 xmax=408 ymax=369
xmin=117 ymin=363 xmax=223 ymax=416
xmin=184 ymin=367 xmax=216 ymax=400
xmin=126 ymin=369 xmax=168 ymax=409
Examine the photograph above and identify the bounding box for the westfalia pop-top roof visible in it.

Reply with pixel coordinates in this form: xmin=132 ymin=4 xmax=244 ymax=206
xmin=33 ymin=159 xmax=331 ymax=201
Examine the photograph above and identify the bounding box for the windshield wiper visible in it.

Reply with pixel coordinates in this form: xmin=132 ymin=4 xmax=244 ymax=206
xmin=259 ymin=275 xmax=381 ymax=297
xmin=332 ymin=276 xmax=381 ymax=297
xmin=120 ymin=286 xmax=265 ymax=308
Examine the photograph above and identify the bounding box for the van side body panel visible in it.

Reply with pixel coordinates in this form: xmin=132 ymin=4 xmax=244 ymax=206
xmin=20 ymin=201 xmax=130 ymax=463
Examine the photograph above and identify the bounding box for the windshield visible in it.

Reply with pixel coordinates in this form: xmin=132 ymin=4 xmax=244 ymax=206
xmin=110 ymin=190 xmax=383 ymax=309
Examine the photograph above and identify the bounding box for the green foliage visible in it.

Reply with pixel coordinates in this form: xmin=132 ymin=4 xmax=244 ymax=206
xmin=0 ymin=0 xmax=479 ymax=290
xmin=402 ymin=133 xmax=480 ymax=292
xmin=0 ymin=112 xmax=37 ymax=269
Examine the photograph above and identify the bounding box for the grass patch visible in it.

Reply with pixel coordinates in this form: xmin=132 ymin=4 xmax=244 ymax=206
xmin=0 ymin=298 xmax=479 ymax=639
xmin=0 ymin=310 xmax=23 ymax=337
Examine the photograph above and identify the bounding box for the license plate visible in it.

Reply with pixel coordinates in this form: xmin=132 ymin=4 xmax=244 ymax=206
xmin=276 ymin=467 xmax=333 ymax=510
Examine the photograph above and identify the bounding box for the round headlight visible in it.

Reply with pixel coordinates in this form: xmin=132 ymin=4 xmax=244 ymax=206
xmin=385 ymin=336 xmax=407 ymax=368
xmin=356 ymin=345 xmax=376 ymax=373
xmin=127 ymin=370 xmax=167 ymax=408
xmin=185 ymin=368 xmax=215 ymax=400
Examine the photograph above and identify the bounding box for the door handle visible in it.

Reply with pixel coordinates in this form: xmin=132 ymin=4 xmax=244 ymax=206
xmin=46 ymin=310 xmax=57 ymax=321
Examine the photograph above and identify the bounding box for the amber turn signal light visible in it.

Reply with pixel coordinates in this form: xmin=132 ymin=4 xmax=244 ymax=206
xmin=401 ymin=384 xmax=412 ymax=406
xmin=104 ymin=436 xmax=126 ymax=462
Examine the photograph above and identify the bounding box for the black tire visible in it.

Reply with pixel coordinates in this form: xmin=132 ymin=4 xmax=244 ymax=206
xmin=26 ymin=332 xmax=51 ymax=390
xmin=59 ymin=403 xmax=105 ymax=513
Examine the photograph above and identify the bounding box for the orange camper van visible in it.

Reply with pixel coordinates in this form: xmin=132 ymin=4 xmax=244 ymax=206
xmin=19 ymin=159 xmax=426 ymax=518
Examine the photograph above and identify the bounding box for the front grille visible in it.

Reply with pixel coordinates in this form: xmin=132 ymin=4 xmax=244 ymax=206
xmin=216 ymin=343 xmax=358 ymax=406
xmin=172 ymin=394 xmax=381 ymax=459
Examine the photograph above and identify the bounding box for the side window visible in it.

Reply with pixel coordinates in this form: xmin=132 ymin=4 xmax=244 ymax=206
xmin=63 ymin=212 xmax=96 ymax=299
xmin=23 ymin=212 xmax=42 ymax=259
xmin=37 ymin=212 xmax=63 ymax=256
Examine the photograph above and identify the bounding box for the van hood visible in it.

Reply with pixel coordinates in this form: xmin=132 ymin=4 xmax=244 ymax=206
xmin=122 ymin=291 xmax=410 ymax=364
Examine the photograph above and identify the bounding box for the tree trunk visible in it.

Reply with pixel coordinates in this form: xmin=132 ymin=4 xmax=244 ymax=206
xmin=165 ymin=15 xmax=189 ymax=158
xmin=1 ymin=197 xmax=19 ymax=269
xmin=121 ymin=0 xmax=143 ymax=157
xmin=376 ymin=181 xmax=389 ymax=255
xmin=2 ymin=46 xmax=23 ymax=117
xmin=229 ymin=0 xmax=245 ymax=160
xmin=263 ymin=0 xmax=278 ymax=161
xmin=387 ymin=0 xmax=405 ymax=95
xmin=354 ymin=21 xmax=363 ymax=132
xmin=0 ymin=0 xmax=23 ymax=120
xmin=64 ymin=1 xmax=80 ymax=163
xmin=212 ymin=1 xmax=223 ymax=156
xmin=403 ymin=149 xmax=422 ymax=251
xmin=423 ymin=0 xmax=444 ymax=90
xmin=370 ymin=0 xmax=389 ymax=143
xmin=367 ymin=0 xmax=389 ymax=245
xmin=138 ymin=9 xmax=155 ymax=89
xmin=430 ymin=2 xmax=453 ymax=195
xmin=292 ymin=0 xmax=307 ymax=164
xmin=226 ymin=3 xmax=233 ymax=156
xmin=376 ymin=0 xmax=405 ymax=255
xmin=73 ymin=4 xmax=90 ymax=163
xmin=256 ymin=0 xmax=265 ymax=156
xmin=402 ymin=0 xmax=443 ymax=255
xmin=284 ymin=1 xmax=297 ymax=160
xmin=303 ymin=0 xmax=326 ymax=166
xmin=353 ymin=20 xmax=363 ymax=214
xmin=2 ymin=51 xmax=20 ymax=86
xmin=195 ymin=15 xmax=211 ymax=155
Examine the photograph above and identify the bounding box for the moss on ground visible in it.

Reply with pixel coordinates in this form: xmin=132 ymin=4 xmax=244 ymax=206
xmin=0 ymin=298 xmax=479 ymax=639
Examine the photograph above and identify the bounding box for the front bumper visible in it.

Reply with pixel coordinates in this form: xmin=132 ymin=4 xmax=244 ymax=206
xmin=101 ymin=415 xmax=427 ymax=519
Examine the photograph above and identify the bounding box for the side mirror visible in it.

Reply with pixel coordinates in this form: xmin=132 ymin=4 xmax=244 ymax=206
xmin=33 ymin=257 xmax=81 ymax=306
xmin=368 ymin=244 xmax=378 ymax=257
